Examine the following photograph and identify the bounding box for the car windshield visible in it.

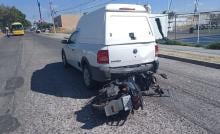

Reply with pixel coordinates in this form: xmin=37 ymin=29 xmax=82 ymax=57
xmin=11 ymin=24 xmax=23 ymax=30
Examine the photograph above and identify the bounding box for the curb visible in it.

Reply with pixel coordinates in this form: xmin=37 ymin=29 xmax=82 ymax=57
xmin=159 ymin=54 xmax=220 ymax=69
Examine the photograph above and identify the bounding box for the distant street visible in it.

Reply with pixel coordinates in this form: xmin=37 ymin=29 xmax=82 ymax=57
xmin=0 ymin=33 xmax=220 ymax=134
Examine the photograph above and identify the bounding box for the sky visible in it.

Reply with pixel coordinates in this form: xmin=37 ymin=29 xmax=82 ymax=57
xmin=0 ymin=0 xmax=220 ymax=23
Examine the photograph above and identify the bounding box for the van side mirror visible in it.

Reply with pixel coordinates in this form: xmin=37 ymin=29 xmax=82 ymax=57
xmin=155 ymin=18 xmax=165 ymax=40
xmin=62 ymin=39 xmax=75 ymax=44
xmin=62 ymin=39 xmax=69 ymax=44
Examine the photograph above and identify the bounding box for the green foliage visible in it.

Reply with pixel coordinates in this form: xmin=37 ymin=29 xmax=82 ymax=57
xmin=157 ymin=39 xmax=220 ymax=50
xmin=0 ymin=4 xmax=31 ymax=30
xmin=206 ymin=42 xmax=220 ymax=50
xmin=36 ymin=22 xmax=53 ymax=30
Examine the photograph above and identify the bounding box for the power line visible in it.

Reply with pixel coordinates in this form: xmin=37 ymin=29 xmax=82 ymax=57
xmin=80 ymin=0 xmax=115 ymax=13
xmin=58 ymin=0 xmax=115 ymax=14
xmin=58 ymin=0 xmax=97 ymax=12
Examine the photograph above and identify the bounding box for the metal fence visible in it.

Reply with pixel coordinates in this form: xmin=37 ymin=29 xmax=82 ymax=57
xmin=168 ymin=11 xmax=220 ymax=45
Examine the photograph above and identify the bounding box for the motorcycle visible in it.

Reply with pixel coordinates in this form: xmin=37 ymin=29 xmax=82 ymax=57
xmin=91 ymin=71 xmax=168 ymax=117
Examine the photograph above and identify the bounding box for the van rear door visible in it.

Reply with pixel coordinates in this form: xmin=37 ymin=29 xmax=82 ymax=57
xmin=105 ymin=12 xmax=156 ymax=67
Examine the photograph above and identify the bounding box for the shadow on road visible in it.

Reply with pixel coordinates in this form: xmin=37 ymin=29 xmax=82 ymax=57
xmin=31 ymin=62 xmax=96 ymax=99
xmin=74 ymin=104 xmax=106 ymax=129
xmin=31 ymin=62 xmax=129 ymax=129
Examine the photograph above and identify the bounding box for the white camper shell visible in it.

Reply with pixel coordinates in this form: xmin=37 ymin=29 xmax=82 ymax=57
xmin=77 ymin=4 xmax=155 ymax=44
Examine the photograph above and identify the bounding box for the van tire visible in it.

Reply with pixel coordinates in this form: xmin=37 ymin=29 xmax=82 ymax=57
xmin=83 ymin=64 xmax=97 ymax=90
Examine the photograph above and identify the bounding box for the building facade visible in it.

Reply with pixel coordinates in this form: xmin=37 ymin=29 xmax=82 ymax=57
xmin=54 ymin=14 xmax=80 ymax=32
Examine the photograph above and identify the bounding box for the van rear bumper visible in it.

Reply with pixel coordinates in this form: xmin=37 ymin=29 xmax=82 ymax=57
xmin=90 ymin=60 xmax=159 ymax=82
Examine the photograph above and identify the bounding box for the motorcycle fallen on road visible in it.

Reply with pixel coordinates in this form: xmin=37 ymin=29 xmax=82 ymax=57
xmin=90 ymin=71 xmax=168 ymax=119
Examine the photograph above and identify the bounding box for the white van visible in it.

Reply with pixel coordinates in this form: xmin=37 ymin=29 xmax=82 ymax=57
xmin=62 ymin=4 xmax=159 ymax=89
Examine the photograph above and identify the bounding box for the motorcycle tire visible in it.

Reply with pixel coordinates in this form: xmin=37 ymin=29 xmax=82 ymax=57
xmin=91 ymin=95 xmax=107 ymax=113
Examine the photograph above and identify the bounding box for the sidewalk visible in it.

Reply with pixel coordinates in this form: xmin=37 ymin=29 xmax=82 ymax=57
xmin=160 ymin=44 xmax=220 ymax=68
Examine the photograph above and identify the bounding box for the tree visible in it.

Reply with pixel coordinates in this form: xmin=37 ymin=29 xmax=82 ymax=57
xmin=0 ymin=5 xmax=31 ymax=30
xmin=35 ymin=21 xmax=53 ymax=30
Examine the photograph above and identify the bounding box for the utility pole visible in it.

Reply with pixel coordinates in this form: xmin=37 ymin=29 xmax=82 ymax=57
xmin=174 ymin=14 xmax=177 ymax=40
xmin=194 ymin=0 xmax=200 ymax=44
xmin=49 ymin=0 xmax=56 ymax=33
xmin=36 ymin=0 xmax=42 ymax=21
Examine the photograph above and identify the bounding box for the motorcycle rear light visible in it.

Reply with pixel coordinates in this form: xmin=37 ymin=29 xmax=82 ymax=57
xmin=155 ymin=45 xmax=159 ymax=57
xmin=97 ymin=50 xmax=109 ymax=64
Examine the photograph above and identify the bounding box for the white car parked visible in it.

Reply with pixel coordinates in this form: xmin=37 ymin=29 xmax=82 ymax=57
xmin=62 ymin=4 xmax=159 ymax=89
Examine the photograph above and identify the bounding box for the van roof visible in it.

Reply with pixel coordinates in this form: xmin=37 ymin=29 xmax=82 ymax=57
xmin=105 ymin=4 xmax=147 ymax=12
xmin=12 ymin=22 xmax=22 ymax=25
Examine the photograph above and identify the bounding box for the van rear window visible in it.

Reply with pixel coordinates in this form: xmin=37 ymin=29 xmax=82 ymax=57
xmin=107 ymin=15 xmax=155 ymax=44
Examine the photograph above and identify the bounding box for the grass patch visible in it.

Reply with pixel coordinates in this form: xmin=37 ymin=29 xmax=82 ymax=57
xmin=157 ymin=39 xmax=220 ymax=50
xmin=157 ymin=39 xmax=192 ymax=46
xmin=194 ymin=44 xmax=203 ymax=47
xmin=206 ymin=42 xmax=220 ymax=50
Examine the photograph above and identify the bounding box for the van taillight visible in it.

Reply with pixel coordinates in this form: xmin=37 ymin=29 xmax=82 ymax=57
xmin=97 ymin=50 xmax=109 ymax=64
xmin=155 ymin=45 xmax=159 ymax=57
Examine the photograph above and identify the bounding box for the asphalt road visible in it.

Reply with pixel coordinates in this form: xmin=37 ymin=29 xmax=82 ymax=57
xmin=0 ymin=33 xmax=220 ymax=134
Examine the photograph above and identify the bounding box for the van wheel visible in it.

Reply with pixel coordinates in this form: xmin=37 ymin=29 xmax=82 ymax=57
xmin=62 ymin=52 xmax=69 ymax=68
xmin=83 ymin=64 xmax=97 ymax=89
